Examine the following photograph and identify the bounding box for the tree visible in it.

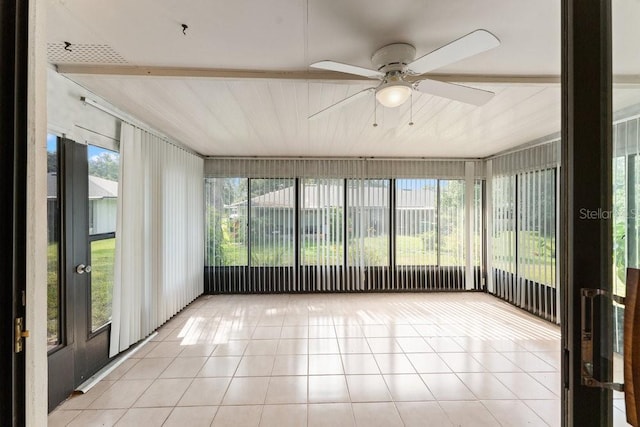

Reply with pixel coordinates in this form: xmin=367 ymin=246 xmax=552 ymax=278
xmin=89 ymin=152 xmax=119 ymax=180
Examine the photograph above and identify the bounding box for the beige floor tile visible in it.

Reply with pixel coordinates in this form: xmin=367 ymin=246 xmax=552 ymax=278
xmin=58 ymin=381 xmax=115 ymax=410
xmin=529 ymin=371 xmax=561 ymax=395
xmin=253 ymin=326 xmax=283 ymax=339
xmin=47 ymin=410 xmax=82 ymax=427
xmin=341 ymin=354 xmax=381 ymax=375
xmin=280 ymin=326 xmax=309 ymax=339
xmin=308 ymin=403 xmax=355 ymax=427
xmin=162 ymin=406 xmax=218 ymax=427
xmin=457 ymin=373 xmax=518 ymax=399
xmin=407 ymin=353 xmax=452 ymax=373
xmin=523 ymin=399 xmax=561 ymax=426
xmin=420 ymin=374 xmax=476 ymax=401
xmin=308 ymin=325 xmax=337 ymax=338
xmin=276 ymin=339 xmax=308 ymax=355
xmin=222 ymin=376 xmax=270 ymax=405
xmin=245 ymin=340 xmax=280 ymax=355
xmin=212 ymin=405 xmax=263 ymax=427
xmin=426 ymin=337 xmax=466 ymax=353
xmin=387 ymin=324 xmax=420 ymax=337
xmin=439 ymin=401 xmax=499 ymax=426
xmin=145 ymin=341 xmax=184 ymax=358
xmin=352 ymin=402 xmax=403 ymax=427
xmin=483 ymin=400 xmax=548 ymax=426
xmin=308 ymin=375 xmax=350 ymax=403
xmin=259 ymin=404 xmax=307 ymax=427
xmin=133 ymin=378 xmax=192 ymax=407
xmin=470 ymin=352 xmax=522 ymax=372
xmin=178 ymin=377 xmax=231 ymax=406
xmin=103 ymin=359 xmax=139 ymax=381
xmin=114 ymin=407 xmax=172 ymax=426
xmin=160 ymin=357 xmax=207 ymax=378
xmin=346 ymin=375 xmax=392 ymax=402
xmin=89 ymin=380 xmax=153 ymax=409
xmin=120 ymin=357 xmax=173 ymax=380
xmin=383 ymin=374 xmax=435 ymax=401
xmin=361 ymin=325 xmax=391 ymax=338
xmin=337 ymin=338 xmax=371 ymax=354
xmin=178 ymin=343 xmax=217 ymax=357
xmin=210 ymin=340 xmax=248 ymax=356
xmin=367 ymin=338 xmax=403 ymax=353
xmin=484 ymin=339 xmax=525 ymax=352
xmin=236 ymin=355 xmax=275 ymax=376
xmin=453 ymin=338 xmax=496 ymax=352
xmin=197 ymin=356 xmax=241 ymax=377
xmin=533 ymin=350 xmax=561 ymax=369
xmin=265 ymin=376 xmax=307 ymax=404
xmin=396 ymin=401 xmax=453 ymax=426
xmin=502 ymin=351 xmax=557 ymax=372
xmin=374 ymin=353 xmax=416 ymax=374
xmin=440 ymin=352 xmax=487 ymax=373
xmin=309 ymin=354 xmax=344 ymax=374
xmin=308 ymin=338 xmax=340 ymax=354
xmin=395 ymin=337 xmax=434 ymax=353
xmin=494 ymin=372 xmax=558 ymax=399
xmin=334 ymin=325 xmax=365 ymax=338
xmin=128 ymin=341 xmax=160 ymax=359
xmin=272 ymin=354 xmax=308 ymax=376
xmin=67 ymin=409 xmax=126 ymax=427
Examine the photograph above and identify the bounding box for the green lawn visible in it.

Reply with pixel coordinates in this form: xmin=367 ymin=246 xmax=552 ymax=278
xmin=90 ymin=238 xmax=115 ymax=331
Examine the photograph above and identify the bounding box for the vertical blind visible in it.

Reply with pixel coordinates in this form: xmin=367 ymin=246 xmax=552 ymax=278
xmin=110 ymin=123 xmax=204 ymax=356
xmin=488 ymin=140 xmax=559 ymax=323
xmin=612 ymin=115 xmax=640 ymax=350
xmin=204 ymin=158 xmax=482 ymax=293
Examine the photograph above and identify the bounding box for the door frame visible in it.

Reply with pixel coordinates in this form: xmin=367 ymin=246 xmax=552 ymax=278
xmin=0 ymin=0 xmax=28 ymax=425
xmin=561 ymin=0 xmax=614 ymax=425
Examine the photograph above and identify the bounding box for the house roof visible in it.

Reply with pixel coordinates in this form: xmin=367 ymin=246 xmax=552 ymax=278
xmin=230 ymin=183 xmax=436 ymax=209
xmin=47 ymin=173 xmax=118 ymax=200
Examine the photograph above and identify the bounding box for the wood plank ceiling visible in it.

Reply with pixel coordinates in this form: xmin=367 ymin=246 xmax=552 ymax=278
xmin=46 ymin=0 xmax=640 ymax=158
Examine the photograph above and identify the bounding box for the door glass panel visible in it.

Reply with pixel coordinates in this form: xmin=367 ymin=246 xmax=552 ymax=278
xmin=613 ymin=2 xmax=640 ymax=422
xmin=47 ymin=134 xmax=60 ymax=349
xmin=87 ymin=145 xmax=119 ymax=332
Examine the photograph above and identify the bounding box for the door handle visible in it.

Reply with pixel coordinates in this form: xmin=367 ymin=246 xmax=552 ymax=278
xmin=75 ymin=264 xmax=92 ymax=274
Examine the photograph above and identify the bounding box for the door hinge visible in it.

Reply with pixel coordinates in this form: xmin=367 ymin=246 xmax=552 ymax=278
xmin=15 ymin=317 xmax=30 ymax=353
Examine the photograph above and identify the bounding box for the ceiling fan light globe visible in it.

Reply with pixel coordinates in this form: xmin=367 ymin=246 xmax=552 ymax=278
xmin=375 ymin=84 xmax=412 ymax=108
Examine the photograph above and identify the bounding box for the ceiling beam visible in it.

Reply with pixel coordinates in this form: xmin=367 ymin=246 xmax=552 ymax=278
xmin=54 ymin=64 xmax=640 ymax=85
xmin=55 ymin=64 xmax=563 ymax=84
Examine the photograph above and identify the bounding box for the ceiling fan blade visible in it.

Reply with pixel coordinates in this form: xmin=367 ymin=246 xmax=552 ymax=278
xmin=414 ymin=79 xmax=494 ymax=106
xmin=407 ymin=30 xmax=500 ymax=75
xmin=310 ymin=61 xmax=384 ymax=79
xmin=309 ymin=87 xmax=376 ymax=119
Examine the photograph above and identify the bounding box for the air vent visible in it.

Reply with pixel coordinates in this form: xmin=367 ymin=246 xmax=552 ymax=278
xmin=47 ymin=42 xmax=128 ymax=65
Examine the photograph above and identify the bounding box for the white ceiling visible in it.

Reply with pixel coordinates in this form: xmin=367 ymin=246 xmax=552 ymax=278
xmin=46 ymin=0 xmax=640 ymax=158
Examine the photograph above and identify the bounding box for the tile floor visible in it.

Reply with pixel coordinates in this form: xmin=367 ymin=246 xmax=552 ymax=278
xmin=47 ymin=292 xmax=569 ymax=426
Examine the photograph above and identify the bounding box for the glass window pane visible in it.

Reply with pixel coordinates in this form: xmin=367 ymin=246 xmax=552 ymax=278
xmin=439 ymin=180 xmax=465 ymax=266
xmin=90 ymin=237 xmax=115 ymax=330
xmin=88 ymin=145 xmax=119 ymax=331
xmin=300 ymin=179 xmax=344 ymax=265
xmin=347 ymin=179 xmax=390 ymax=267
xmin=205 ymin=178 xmax=249 ymax=266
xmin=492 ymin=175 xmax=516 ymax=274
xmin=250 ymin=178 xmax=295 ymax=266
xmin=395 ymin=179 xmax=437 ymax=265
xmin=47 ymin=134 xmax=60 ymax=349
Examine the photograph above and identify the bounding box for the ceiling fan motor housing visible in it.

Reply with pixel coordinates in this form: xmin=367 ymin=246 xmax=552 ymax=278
xmin=371 ymin=43 xmax=416 ymax=73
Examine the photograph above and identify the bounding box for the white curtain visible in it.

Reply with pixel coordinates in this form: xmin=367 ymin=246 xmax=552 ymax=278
xmin=110 ymin=123 xmax=204 ymax=357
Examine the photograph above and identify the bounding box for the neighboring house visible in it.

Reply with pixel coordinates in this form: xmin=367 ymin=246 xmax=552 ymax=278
xmin=226 ymin=183 xmax=437 ymax=238
xmin=47 ymin=173 xmax=118 ymax=239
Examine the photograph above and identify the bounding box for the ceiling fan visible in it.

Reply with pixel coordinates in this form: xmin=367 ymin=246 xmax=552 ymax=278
xmin=309 ymin=30 xmax=500 ymax=119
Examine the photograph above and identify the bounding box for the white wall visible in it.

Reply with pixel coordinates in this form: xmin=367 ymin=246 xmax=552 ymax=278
xmin=47 ymin=68 xmax=119 ymax=151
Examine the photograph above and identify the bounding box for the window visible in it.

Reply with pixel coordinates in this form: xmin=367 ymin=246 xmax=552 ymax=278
xmin=395 ymin=179 xmax=438 ymax=266
xmin=347 ymin=179 xmax=390 ymax=267
xmin=47 ymin=134 xmax=60 ymax=349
